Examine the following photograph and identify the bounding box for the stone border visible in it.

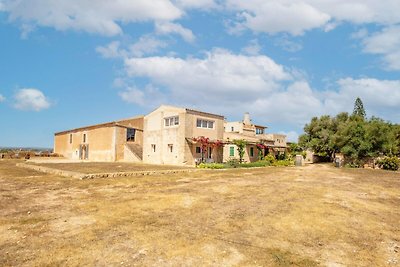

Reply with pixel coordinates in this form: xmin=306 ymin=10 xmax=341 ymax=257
xmin=16 ymin=163 xmax=197 ymax=179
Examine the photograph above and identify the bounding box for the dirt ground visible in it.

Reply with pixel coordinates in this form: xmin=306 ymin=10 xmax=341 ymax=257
xmin=29 ymin=161 xmax=192 ymax=174
xmin=0 ymin=160 xmax=399 ymax=267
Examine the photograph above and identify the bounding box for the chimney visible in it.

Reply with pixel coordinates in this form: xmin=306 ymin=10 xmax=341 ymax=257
xmin=243 ymin=112 xmax=251 ymax=125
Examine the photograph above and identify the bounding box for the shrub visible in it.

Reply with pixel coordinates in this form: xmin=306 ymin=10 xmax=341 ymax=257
xmin=225 ymin=158 xmax=240 ymax=168
xmin=272 ymin=160 xmax=294 ymax=167
xmin=264 ymin=154 xmax=276 ymax=164
xmin=198 ymin=163 xmax=226 ymax=169
xmin=376 ymin=157 xmax=400 ymax=171
xmin=241 ymin=161 xmax=271 ymax=168
xmin=345 ymin=161 xmax=361 ymax=168
xmin=276 ymin=153 xmax=286 ymax=160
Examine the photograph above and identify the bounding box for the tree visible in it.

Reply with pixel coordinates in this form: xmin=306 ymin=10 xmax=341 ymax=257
xmin=232 ymin=139 xmax=247 ymax=163
xmin=298 ymin=115 xmax=336 ymax=160
xmin=353 ymin=97 xmax=366 ymax=119
xmin=299 ymin=108 xmax=399 ymax=165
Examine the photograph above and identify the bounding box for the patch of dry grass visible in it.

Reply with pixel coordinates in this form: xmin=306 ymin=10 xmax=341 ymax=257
xmin=0 ymin=160 xmax=399 ymax=266
xmin=30 ymin=161 xmax=192 ymax=174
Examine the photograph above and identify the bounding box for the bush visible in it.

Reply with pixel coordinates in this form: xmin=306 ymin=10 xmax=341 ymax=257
xmin=225 ymin=158 xmax=240 ymax=168
xmin=376 ymin=157 xmax=400 ymax=171
xmin=345 ymin=161 xmax=361 ymax=168
xmin=272 ymin=160 xmax=294 ymax=167
xmin=198 ymin=163 xmax=226 ymax=169
xmin=241 ymin=161 xmax=272 ymax=168
xmin=276 ymin=153 xmax=287 ymax=160
xmin=264 ymin=154 xmax=276 ymax=164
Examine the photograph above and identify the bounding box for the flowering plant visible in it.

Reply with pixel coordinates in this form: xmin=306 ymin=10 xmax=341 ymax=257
xmin=256 ymin=143 xmax=267 ymax=150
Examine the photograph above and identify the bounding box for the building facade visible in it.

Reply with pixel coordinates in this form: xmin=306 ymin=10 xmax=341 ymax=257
xmin=143 ymin=105 xmax=224 ymax=165
xmin=54 ymin=105 xmax=287 ymax=165
xmin=223 ymin=112 xmax=287 ymax=163
xmin=54 ymin=116 xmax=144 ymax=162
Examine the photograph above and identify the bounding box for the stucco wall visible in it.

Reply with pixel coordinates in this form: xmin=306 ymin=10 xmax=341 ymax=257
xmin=143 ymin=106 xmax=186 ymax=165
xmin=54 ymin=126 xmax=116 ymax=161
xmin=223 ymin=144 xmax=259 ymax=163
xmin=185 ymin=112 xmax=224 ymax=164
xmin=143 ymin=106 xmax=224 ymax=165
xmin=225 ymin=121 xmax=243 ymax=133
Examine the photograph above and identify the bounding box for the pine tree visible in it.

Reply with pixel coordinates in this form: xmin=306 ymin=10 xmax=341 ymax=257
xmin=353 ymin=97 xmax=366 ymax=119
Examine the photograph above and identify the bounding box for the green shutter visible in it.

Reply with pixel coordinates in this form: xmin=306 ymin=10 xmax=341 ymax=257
xmin=250 ymin=147 xmax=254 ymax=157
xmin=229 ymin=146 xmax=234 ymax=156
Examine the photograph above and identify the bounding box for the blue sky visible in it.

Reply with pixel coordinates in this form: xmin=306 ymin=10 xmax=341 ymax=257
xmin=1 ymin=0 xmax=400 ymax=148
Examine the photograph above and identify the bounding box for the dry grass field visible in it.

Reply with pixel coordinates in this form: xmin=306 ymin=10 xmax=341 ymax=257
xmin=0 ymin=160 xmax=399 ymax=266
xmin=29 ymin=162 xmax=192 ymax=174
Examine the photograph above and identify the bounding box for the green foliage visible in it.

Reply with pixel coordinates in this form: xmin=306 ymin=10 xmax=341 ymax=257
xmin=376 ymin=157 xmax=400 ymax=171
xmin=272 ymin=160 xmax=294 ymax=166
xmin=241 ymin=161 xmax=272 ymax=168
xmin=344 ymin=162 xmax=362 ymax=168
xmin=232 ymin=139 xmax=248 ymax=163
xmin=289 ymin=143 xmax=304 ymax=158
xmin=353 ymin=97 xmax=366 ymax=119
xmin=225 ymin=158 xmax=240 ymax=168
xmin=198 ymin=163 xmax=226 ymax=169
xmin=264 ymin=154 xmax=276 ymax=164
xmin=299 ymin=99 xmax=400 ymax=164
xmin=299 ymin=115 xmax=336 ymax=159
xmin=276 ymin=153 xmax=287 ymax=160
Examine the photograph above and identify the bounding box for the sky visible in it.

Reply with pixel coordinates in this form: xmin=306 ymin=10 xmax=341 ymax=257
xmin=1 ymin=0 xmax=400 ymax=148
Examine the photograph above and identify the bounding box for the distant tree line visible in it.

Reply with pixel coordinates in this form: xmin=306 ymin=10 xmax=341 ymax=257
xmin=298 ymin=98 xmax=400 ymax=164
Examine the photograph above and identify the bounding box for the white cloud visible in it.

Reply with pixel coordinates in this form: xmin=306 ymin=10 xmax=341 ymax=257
xmin=122 ymin=49 xmax=327 ymax=126
xmin=175 ymin=0 xmax=219 ymax=9
xmin=274 ymin=36 xmax=303 ymax=52
xmin=124 ymin=49 xmax=291 ymax=101
xmin=242 ymin=39 xmax=261 ymax=55
xmin=14 ymin=88 xmax=51 ymax=111
xmin=119 ymin=84 xmax=165 ymax=107
xmin=155 ymin=22 xmax=195 ymax=43
xmin=362 ymin=26 xmax=400 ymax=70
xmin=96 ymin=41 xmax=125 ymax=59
xmin=120 ymin=48 xmax=400 ymax=128
xmin=226 ymin=0 xmax=331 ymax=36
xmin=0 ymin=94 xmax=5 ymax=102
xmin=130 ymin=36 xmax=168 ymax=57
xmin=324 ymin=78 xmax=400 ymax=120
xmin=0 ymin=0 xmax=182 ymax=36
xmin=226 ymin=0 xmax=400 ymax=35
xmin=351 ymin=28 xmax=368 ymax=39
xmin=96 ymin=36 xmax=168 ymax=59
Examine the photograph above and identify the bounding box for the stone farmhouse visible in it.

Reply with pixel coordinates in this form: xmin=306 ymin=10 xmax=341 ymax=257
xmin=54 ymin=105 xmax=287 ymax=165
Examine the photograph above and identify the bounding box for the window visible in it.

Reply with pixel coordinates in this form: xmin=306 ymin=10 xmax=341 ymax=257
xmin=164 ymin=116 xmax=179 ymax=127
xmin=168 ymin=144 xmax=173 ymax=153
xmin=256 ymin=128 xmax=264 ymax=135
xmin=69 ymin=134 xmax=72 ymax=144
xmin=196 ymin=119 xmax=215 ymax=129
xmin=231 ymin=127 xmax=234 ymax=132
xmin=229 ymin=146 xmax=235 ymax=156
xmin=83 ymin=134 xmax=86 ymax=143
xmin=151 ymin=144 xmax=156 ymax=152
xmin=195 ymin=147 xmax=201 ymax=154
xmin=127 ymin=128 xmax=136 ymax=142
xmin=250 ymin=147 xmax=254 ymax=157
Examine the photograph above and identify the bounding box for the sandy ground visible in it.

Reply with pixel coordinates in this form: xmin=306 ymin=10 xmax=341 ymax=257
xmin=28 ymin=161 xmax=193 ymax=174
xmin=0 ymin=160 xmax=399 ymax=266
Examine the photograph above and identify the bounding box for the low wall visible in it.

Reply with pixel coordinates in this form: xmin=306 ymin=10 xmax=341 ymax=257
xmin=16 ymin=163 xmax=196 ymax=180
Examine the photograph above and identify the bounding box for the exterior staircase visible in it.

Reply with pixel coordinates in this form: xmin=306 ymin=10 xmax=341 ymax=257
xmin=124 ymin=143 xmax=143 ymax=162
